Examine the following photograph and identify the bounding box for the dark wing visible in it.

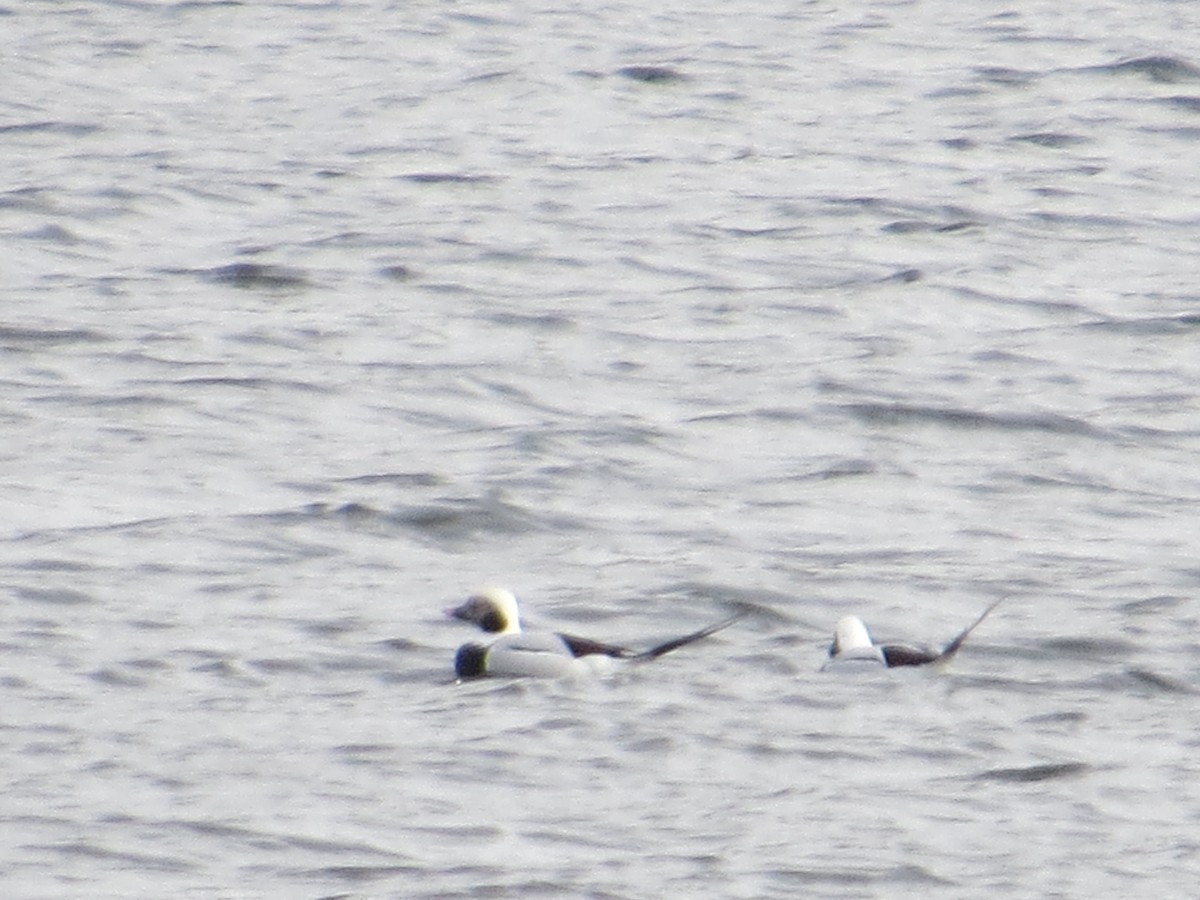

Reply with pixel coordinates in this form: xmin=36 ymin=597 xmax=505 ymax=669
xmin=883 ymin=597 xmax=1006 ymax=668
xmin=557 ymin=633 xmax=636 ymax=659
xmin=880 ymin=644 xmax=940 ymax=667
xmin=633 ymin=613 xmax=745 ymax=661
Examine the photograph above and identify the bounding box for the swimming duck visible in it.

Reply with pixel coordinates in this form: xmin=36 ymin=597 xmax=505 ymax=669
xmin=823 ymin=598 xmax=1003 ymax=671
xmin=447 ymin=587 xmax=741 ymax=679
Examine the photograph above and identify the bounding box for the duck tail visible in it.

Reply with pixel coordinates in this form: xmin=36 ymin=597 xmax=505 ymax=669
xmin=634 ymin=612 xmax=745 ymax=661
xmin=935 ymin=597 xmax=1006 ymax=664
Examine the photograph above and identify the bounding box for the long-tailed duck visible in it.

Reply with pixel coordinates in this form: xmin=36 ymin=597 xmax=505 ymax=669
xmin=822 ymin=598 xmax=1003 ymax=671
xmin=447 ymin=587 xmax=741 ymax=679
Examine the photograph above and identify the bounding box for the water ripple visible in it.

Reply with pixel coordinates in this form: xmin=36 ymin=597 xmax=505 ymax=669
xmin=973 ymin=761 xmax=1090 ymax=783
xmin=841 ymin=402 xmax=1104 ymax=437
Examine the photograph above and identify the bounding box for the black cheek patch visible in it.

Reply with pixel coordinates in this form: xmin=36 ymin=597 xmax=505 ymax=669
xmin=454 ymin=643 xmax=489 ymax=678
xmin=481 ymin=610 xmax=505 ymax=633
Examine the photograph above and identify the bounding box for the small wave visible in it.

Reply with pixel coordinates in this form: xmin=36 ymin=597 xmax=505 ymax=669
xmin=1025 ymin=710 xmax=1088 ymax=727
xmin=89 ymin=666 xmax=152 ymax=688
xmin=247 ymin=656 xmax=318 ymax=676
xmin=0 ymin=325 xmax=106 ymax=347
xmin=305 ymin=863 xmax=421 ymax=883
xmin=11 ymin=557 xmax=96 ymax=573
xmin=171 ymin=375 xmax=329 ymax=393
xmin=15 ymin=586 xmax=95 ymax=606
xmin=485 ymin=310 xmax=574 ymax=331
xmin=1082 ymin=313 xmax=1200 ymax=336
xmin=975 ymin=761 xmax=1090 ymax=783
xmin=157 ymin=816 xmax=410 ymax=862
xmin=942 ymin=136 xmax=976 ymax=150
xmin=279 ymin=493 xmax=575 ymax=543
xmin=1037 ymin=636 xmax=1138 ymax=661
xmin=336 ymin=472 xmax=444 ymax=488
xmin=881 ymin=219 xmax=978 ymax=234
xmin=1118 ymin=595 xmax=1185 ymax=615
xmin=388 ymin=497 xmax=551 ymax=539
xmin=884 ymin=266 xmax=924 ymax=282
xmin=686 ymin=406 xmax=809 ymax=425
xmin=1146 ymin=124 xmax=1200 ymax=140
xmin=974 ymin=66 xmax=1040 ymax=87
xmin=616 ymin=65 xmax=687 ymax=84
xmin=20 ymin=223 xmax=84 ymax=244
xmin=378 ymin=636 xmax=422 ymax=652
xmin=1124 ymin=668 xmax=1196 ymax=695
xmin=332 ymin=743 xmax=395 ymax=757
xmin=378 ymin=263 xmax=415 ymax=281
xmin=1160 ymin=95 xmax=1200 ymax=114
xmin=768 ymin=862 xmax=952 ymax=887
xmin=695 ymin=223 xmax=807 ymax=239
xmin=192 ymin=262 xmax=311 ymax=290
xmin=1009 ymin=131 xmax=1090 ymax=148
xmin=1091 ymin=55 xmax=1200 ymax=84
xmin=0 ymin=120 xmax=101 ymax=136
xmin=186 ymin=655 xmax=265 ymax=684
xmin=1029 ymin=209 xmax=1126 ymax=228
xmin=794 ymin=457 xmax=878 ymax=481
xmin=28 ymin=838 xmax=191 ymax=872
xmin=657 ymin=581 xmax=799 ymax=622
xmin=0 ymin=187 xmax=55 ymax=212
xmin=842 ymin=402 xmax=1102 ymax=437
xmin=401 ymin=172 xmax=497 ymax=185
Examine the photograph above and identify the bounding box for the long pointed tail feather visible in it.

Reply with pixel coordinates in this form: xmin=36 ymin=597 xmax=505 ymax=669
xmin=634 ymin=612 xmax=745 ymax=661
xmin=934 ymin=597 xmax=1006 ymax=664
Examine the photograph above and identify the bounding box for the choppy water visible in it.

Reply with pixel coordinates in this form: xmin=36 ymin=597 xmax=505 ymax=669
xmin=4 ymin=0 xmax=1200 ymax=896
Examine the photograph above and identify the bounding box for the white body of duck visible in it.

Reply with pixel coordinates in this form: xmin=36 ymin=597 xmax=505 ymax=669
xmin=822 ymin=616 xmax=888 ymax=671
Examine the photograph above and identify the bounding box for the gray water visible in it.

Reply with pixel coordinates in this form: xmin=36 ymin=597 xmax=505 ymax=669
xmin=4 ymin=0 xmax=1200 ymax=896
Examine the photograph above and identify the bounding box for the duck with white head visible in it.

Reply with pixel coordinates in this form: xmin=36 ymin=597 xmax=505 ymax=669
xmin=822 ymin=598 xmax=1004 ymax=672
xmin=446 ymin=586 xmax=743 ymax=679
